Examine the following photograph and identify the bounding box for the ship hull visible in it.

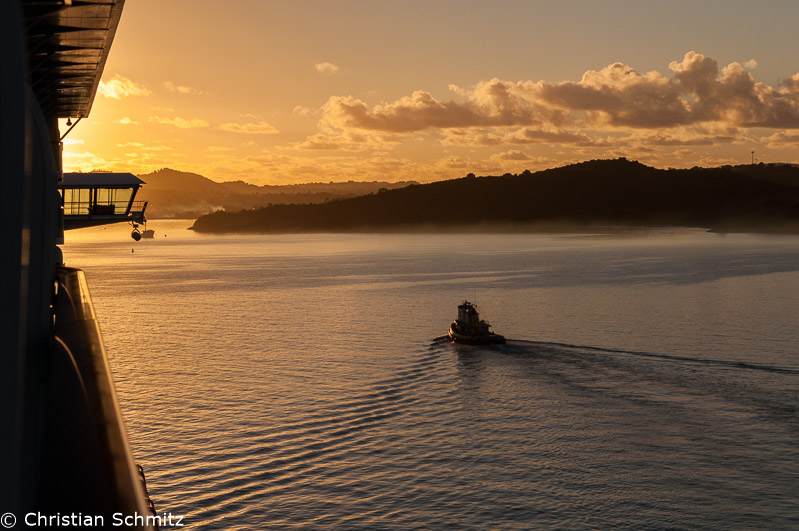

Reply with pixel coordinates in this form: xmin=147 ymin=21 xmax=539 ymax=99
xmin=448 ymin=326 xmax=506 ymax=345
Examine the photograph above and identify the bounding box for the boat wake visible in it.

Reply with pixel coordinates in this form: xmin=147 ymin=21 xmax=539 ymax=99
xmin=429 ymin=336 xmax=799 ymax=433
xmin=176 ymin=345 xmax=451 ymax=529
xmin=511 ymin=339 xmax=799 ymax=375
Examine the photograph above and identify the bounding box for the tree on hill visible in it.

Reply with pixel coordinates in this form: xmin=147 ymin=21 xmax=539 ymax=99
xmin=190 ymin=159 xmax=799 ymax=234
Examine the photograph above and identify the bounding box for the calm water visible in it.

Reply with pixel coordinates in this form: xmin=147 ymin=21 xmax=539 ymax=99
xmin=62 ymin=221 xmax=799 ymax=530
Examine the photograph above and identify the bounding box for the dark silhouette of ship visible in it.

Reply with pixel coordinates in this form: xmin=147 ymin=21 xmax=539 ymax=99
xmin=3 ymin=1 xmax=157 ymax=527
xmin=448 ymin=301 xmax=506 ymax=345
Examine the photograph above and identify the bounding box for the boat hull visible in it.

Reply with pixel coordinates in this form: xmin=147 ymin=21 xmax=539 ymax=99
xmin=448 ymin=326 xmax=506 ymax=345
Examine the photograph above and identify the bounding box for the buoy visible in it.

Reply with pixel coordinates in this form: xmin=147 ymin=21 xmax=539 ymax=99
xmin=131 ymin=248 xmax=134 ymax=253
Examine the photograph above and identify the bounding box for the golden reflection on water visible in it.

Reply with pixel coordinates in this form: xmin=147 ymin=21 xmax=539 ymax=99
xmin=60 ymin=224 xmax=799 ymax=529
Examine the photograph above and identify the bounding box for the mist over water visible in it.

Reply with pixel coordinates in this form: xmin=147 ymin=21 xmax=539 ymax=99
xmin=62 ymin=222 xmax=799 ymax=529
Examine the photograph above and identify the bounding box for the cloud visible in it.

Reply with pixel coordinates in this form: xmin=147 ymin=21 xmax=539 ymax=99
xmin=293 ymin=106 xmax=316 ymax=118
xmin=293 ymin=133 xmax=368 ymax=151
xmin=149 ymin=116 xmax=209 ymax=128
xmin=433 ymin=156 xmax=497 ymax=176
xmin=491 ymin=150 xmax=532 ymax=162
xmin=289 ymin=128 xmax=402 ymax=152
xmin=118 ymin=117 xmax=138 ymax=125
xmin=321 ymin=83 xmax=542 ymax=133
xmin=219 ymin=121 xmax=279 ymax=134
xmin=315 ymin=62 xmax=339 ymax=75
xmin=294 ymin=137 xmax=350 ymax=151
xmin=488 ymin=150 xmax=558 ymax=170
xmin=62 ymin=154 xmax=112 ymax=173
xmin=141 ymin=145 xmax=174 ymax=151
xmin=440 ymin=129 xmax=504 ymax=146
xmin=440 ymin=127 xmax=613 ymax=148
xmin=504 ymin=127 xmax=612 ymax=146
xmin=62 ymin=151 xmax=96 ymax=159
xmin=319 ymin=52 xmax=799 ymax=134
xmin=98 ymin=75 xmax=151 ymax=99
xmin=114 ymin=142 xmax=173 ymax=154
xmin=633 ymin=128 xmax=742 ymax=147
xmin=763 ymin=131 xmax=799 ymax=147
xmin=163 ymin=81 xmax=205 ymax=94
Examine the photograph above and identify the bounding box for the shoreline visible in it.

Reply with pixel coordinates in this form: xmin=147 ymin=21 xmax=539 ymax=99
xmin=187 ymin=221 xmax=799 ymax=236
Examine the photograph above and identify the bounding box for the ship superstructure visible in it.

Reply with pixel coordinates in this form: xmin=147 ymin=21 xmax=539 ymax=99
xmin=1 ymin=1 xmax=156 ymax=527
xmin=448 ymin=301 xmax=506 ymax=345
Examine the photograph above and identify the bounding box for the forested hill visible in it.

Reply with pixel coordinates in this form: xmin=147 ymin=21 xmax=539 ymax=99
xmin=189 ymin=159 xmax=799 ymax=234
xmin=136 ymin=168 xmax=417 ymax=218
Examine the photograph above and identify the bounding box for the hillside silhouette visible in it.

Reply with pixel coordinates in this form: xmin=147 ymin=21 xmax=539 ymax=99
xmin=136 ymin=168 xmax=417 ymax=218
xmin=190 ymin=159 xmax=799 ymax=234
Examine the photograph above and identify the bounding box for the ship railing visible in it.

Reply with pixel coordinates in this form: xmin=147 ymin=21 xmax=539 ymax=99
xmin=43 ymin=266 xmax=156 ymax=528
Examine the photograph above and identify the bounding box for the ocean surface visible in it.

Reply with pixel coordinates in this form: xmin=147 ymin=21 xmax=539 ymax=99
xmin=62 ymin=221 xmax=799 ymax=530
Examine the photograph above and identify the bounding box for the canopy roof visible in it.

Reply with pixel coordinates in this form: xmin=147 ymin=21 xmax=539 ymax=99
xmin=61 ymin=172 xmax=144 ymax=187
xmin=22 ymin=0 xmax=125 ymax=119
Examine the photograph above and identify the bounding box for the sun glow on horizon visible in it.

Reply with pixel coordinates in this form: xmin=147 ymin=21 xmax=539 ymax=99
xmin=61 ymin=1 xmax=799 ymax=185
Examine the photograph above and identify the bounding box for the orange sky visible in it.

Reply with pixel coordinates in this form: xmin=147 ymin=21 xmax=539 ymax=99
xmin=62 ymin=0 xmax=799 ymax=185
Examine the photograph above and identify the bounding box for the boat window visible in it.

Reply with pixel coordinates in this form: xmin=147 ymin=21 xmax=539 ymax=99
xmin=62 ymin=188 xmax=91 ymax=215
xmin=113 ymin=188 xmax=134 ymax=208
xmin=97 ymin=187 xmax=111 ymax=204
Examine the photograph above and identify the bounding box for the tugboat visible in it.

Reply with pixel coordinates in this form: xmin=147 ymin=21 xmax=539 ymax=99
xmin=448 ymin=301 xmax=506 ymax=345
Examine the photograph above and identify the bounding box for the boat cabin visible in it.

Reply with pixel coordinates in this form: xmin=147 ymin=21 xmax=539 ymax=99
xmin=59 ymin=172 xmax=147 ymax=229
xmin=457 ymin=301 xmax=483 ymax=330
xmin=449 ymin=301 xmax=506 ymax=344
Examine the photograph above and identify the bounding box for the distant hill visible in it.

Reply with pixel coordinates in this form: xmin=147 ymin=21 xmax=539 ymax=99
xmin=136 ymin=168 xmax=418 ymax=218
xmin=189 ymin=159 xmax=799 ymax=234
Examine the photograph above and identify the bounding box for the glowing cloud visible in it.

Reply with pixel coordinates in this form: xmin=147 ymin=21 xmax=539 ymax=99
xmin=149 ymin=116 xmax=209 ymax=128
xmin=320 ymin=52 xmax=799 ymax=133
xmin=163 ymin=81 xmax=205 ymax=94
xmin=219 ymin=121 xmax=279 ymax=134
xmin=98 ymin=75 xmax=151 ymax=99
xmin=491 ymin=150 xmax=532 ymax=162
xmin=315 ymin=62 xmax=340 ymax=75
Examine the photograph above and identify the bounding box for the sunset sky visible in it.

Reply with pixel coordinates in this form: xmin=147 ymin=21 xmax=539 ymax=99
xmin=62 ymin=0 xmax=799 ymax=185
